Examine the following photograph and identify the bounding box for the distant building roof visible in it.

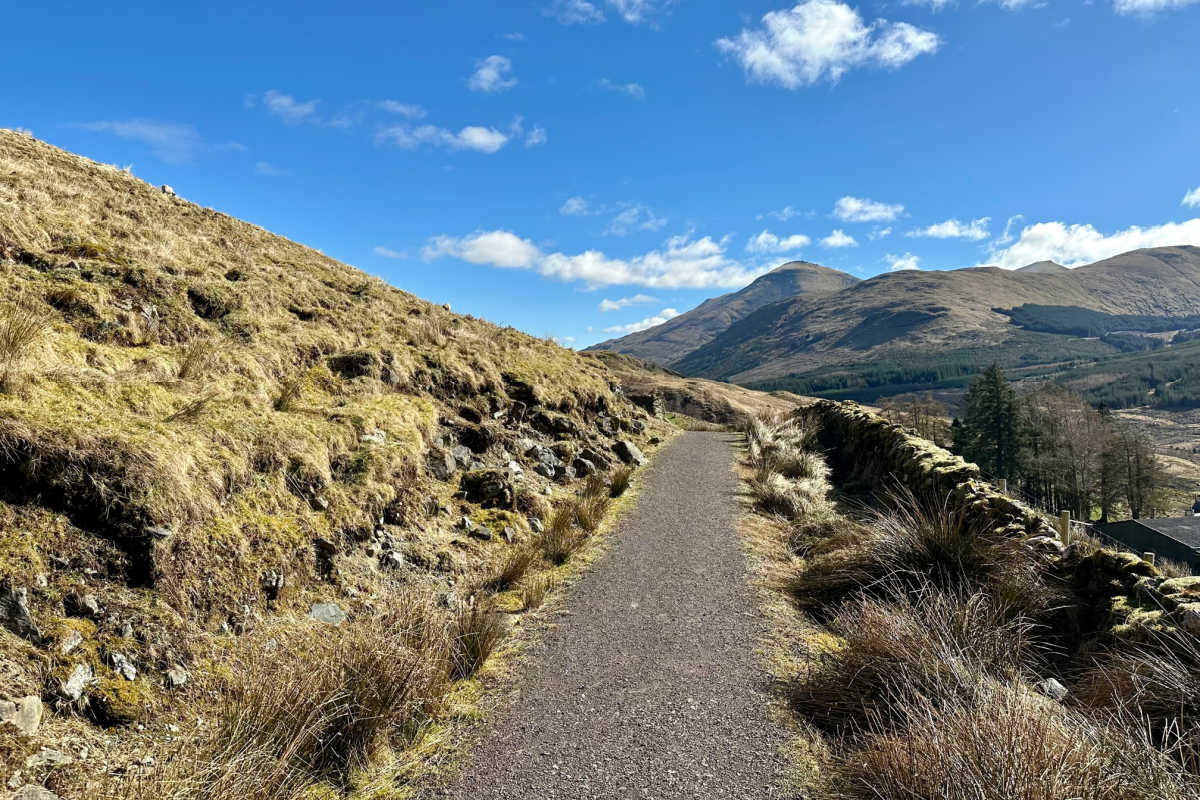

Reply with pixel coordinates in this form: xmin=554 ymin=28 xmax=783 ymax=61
xmin=1094 ymin=517 xmax=1200 ymax=568
xmin=1135 ymin=517 xmax=1200 ymax=550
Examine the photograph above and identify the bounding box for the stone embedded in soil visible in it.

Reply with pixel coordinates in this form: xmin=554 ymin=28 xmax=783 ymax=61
xmin=614 ymin=439 xmax=647 ymax=466
xmin=108 ymin=652 xmax=137 ymax=681
xmin=0 ymin=586 xmax=42 ymax=642
xmin=58 ymin=664 xmax=94 ymax=701
xmin=0 ymin=696 xmax=43 ymax=737
xmin=310 ymin=602 xmax=347 ymax=626
xmin=14 ymin=785 xmax=63 ymax=800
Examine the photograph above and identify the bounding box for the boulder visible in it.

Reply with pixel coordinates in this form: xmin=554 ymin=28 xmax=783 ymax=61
xmin=427 ymin=448 xmax=458 ymax=481
xmin=309 ymin=602 xmax=347 ymax=627
xmin=1035 ymin=678 xmax=1068 ymax=701
xmin=460 ymin=470 xmax=515 ymax=509
xmin=58 ymin=664 xmax=94 ymax=702
xmin=451 ymin=445 xmax=474 ymax=470
xmin=1178 ymin=602 xmax=1200 ymax=637
xmin=629 ymin=393 xmax=663 ymax=416
xmin=0 ymin=696 xmax=43 ymax=737
xmin=581 ymin=447 xmax=613 ymax=470
xmin=25 ymin=748 xmax=72 ymax=769
xmin=613 ymin=440 xmax=647 ymax=466
xmin=0 ymin=586 xmax=41 ymax=642
xmin=108 ymin=652 xmax=137 ymax=681
xmin=596 ymin=414 xmax=617 ymax=437
xmin=165 ymin=666 xmax=189 ymax=690
xmin=65 ymin=593 xmax=101 ymax=619
xmin=572 ymin=457 xmax=597 ymax=477
xmin=469 ymin=526 xmax=494 ymax=542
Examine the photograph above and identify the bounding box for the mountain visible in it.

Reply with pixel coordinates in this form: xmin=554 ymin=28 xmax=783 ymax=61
xmin=1017 ymin=260 xmax=1069 ymax=273
xmin=593 ymin=246 xmax=1200 ymax=396
xmin=586 ymin=261 xmax=858 ymax=365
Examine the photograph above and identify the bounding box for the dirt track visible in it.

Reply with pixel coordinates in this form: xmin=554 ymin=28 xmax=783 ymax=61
xmin=433 ymin=432 xmax=792 ymax=798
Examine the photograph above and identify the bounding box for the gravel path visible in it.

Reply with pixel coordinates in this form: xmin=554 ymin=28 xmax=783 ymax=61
xmin=434 ymin=432 xmax=793 ymax=799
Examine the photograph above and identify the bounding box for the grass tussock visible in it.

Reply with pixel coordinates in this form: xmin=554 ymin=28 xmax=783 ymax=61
xmin=609 ymin=464 xmax=634 ymax=498
xmin=484 ymin=547 xmax=535 ymax=592
xmin=0 ymin=297 xmax=51 ymax=391
xmin=449 ymin=603 xmax=506 ymax=681
xmin=520 ymin=572 xmax=557 ymax=610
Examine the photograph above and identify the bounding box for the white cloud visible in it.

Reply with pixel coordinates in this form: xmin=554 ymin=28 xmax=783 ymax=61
xmin=503 ymin=32 xmax=526 ymax=41
xmin=377 ymin=124 xmax=510 ymax=153
xmin=604 ymin=206 xmax=668 ymax=236
xmin=261 ymin=90 xmax=319 ymax=124
xmin=907 ymin=217 xmax=991 ymax=241
xmin=600 ymin=294 xmax=657 ymax=311
xmin=75 ymin=120 xmax=204 ymax=164
xmin=1183 ymin=186 xmax=1200 ymax=208
xmin=525 ymin=125 xmax=548 ymax=147
xmin=373 ymin=246 xmax=407 ymax=259
xmin=1114 ymin=0 xmax=1199 ymax=13
xmin=821 ymin=229 xmax=858 ymax=248
xmin=546 ymin=0 xmax=605 ymax=23
xmin=903 ymin=0 xmax=955 ymax=10
xmin=869 ymin=226 xmax=893 ymax=240
xmin=469 ymin=55 xmax=518 ymax=92
xmin=255 ymin=161 xmax=286 ymax=176
xmin=561 ymin=196 xmax=592 ymax=216
xmin=888 ymin=252 xmax=920 ymax=270
xmin=604 ymin=308 xmax=681 ymax=334
xmin=716 ymin=0 xmax=939 ymax=89
xmin=994 ymin=214 xmax=1024 ymax=247
xmin=746 ymin=230 xmax=812 ymax=253
xmin=607 ymin=0 xmax=678 ymax=24
xmin=597 ymin=79 xmax=647 ymax=99
xmin=986 ymin=218 xmax=1200 ymax=269
xmin=378 ymin=101 xmax=426 ymax=118
xmin=424 ymin=230 xmax=774 ymax=289
xmin=760 ymin=205 xmax=811 ymax=222
xmin=834 ymin=195 xmax=905 ymax=222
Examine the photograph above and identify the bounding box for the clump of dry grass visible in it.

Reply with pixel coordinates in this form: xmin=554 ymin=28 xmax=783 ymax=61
xmin=0 ymin=298 xmax=51 ymax=391
xmin=449 ymin=603 xmax=506 ymax=681
xmin=539 ymin=504 xmax=582 ymax=565
xmin=521 ymin=573 xmax=558 ymax=610
xmin=609 ymin=465 xmax=634 ymax=498
xmin=177 ymin=336 xmax=216 ymax=380
xmin=484 ymin=548 xmax=535 ymax=592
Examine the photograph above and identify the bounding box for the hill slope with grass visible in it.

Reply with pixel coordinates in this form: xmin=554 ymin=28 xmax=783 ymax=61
xmin=0 ymin=130 xmax=786 ymax=798
xmin=593 ymin=246 xmax=1200 ymax=397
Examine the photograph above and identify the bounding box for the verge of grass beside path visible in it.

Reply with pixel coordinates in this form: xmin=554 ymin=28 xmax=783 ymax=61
xmin=383 ymin=428 xmax=679 ymax=797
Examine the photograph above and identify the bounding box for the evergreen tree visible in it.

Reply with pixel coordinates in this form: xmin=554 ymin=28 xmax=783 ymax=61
xmin=953 ymin=364 xmax=1022 ymax=479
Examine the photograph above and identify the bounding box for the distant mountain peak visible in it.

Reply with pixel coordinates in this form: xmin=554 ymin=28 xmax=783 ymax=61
xmin=1018 ymin=260 xmax=1068 ymax=273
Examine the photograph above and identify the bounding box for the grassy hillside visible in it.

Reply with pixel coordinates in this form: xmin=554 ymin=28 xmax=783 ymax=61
xmin=0 ymin=130 xmax=694 ymax=797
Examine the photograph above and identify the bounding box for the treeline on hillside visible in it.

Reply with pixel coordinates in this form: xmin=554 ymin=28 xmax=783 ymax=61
xmin=952 ymin=366 xmax=1168 ymax=521
xmin=1000 ymin=303 xmax=1200 ymax=337
xmin=1082 ymin=341 xmax=1200 ymax=410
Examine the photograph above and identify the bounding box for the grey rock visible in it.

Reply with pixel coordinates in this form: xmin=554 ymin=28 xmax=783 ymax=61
xmin=451 ymin=445 xmax=474 ymax=470
xmin=506 ymin=459 xmax=524 ymax=476
xmin=580 ymin=447 xmax=612 ymax=470
xmin=260 ymin=570 xmax=285 ymax=601
xmin=469 ymin=526 xmax=494 ymax=542
xmin=1026 ymin=535 xmax=1066 ymax=557
xmin=461 ymin=515 xmax=476 ymax=533
xmin=1178 ymin=602 xmax=1200 ymax=637
xmin=58 ymin=664 xmax=94 ymax=702
xmin=1036 ymin=677 xmax=1068 ymax=701
xmin=596 ymin=414 xmax=617 ymax=437
xmin=144 ymin=525 xmax=173 ymax=540
xmin=630 ymin=419 xmax=645 ymax=434
xmin=25 ymin=748 xmax=72 ymax=769
xmin=427 ymin=448 xmax=458 ymax=481
xmin=360 ymin=428 xmax=387 ymax=445
xmin=572 ymin=457 xmax=597 ymax=477
xmin=14 ymin=787 xmax=63 ymax=800
xmin=108 ymin=652 xmax=137 ymax=681
xmin=57 ymin=629 xmax=83 ymax=656
xmin=0 ymin=696 xmax=43 ymax=737
xmin=383 ymin=551 xmax=406 ymax=570
xmin=118 ymin=620 xmax=135 ymax=639
xmin=460 ymin=470 xmax=515 ymax=509
xmin=529 ymin=518 xmax=545 ymax=534
xmin=160 ymin=184 xmax=176 ymax=196
xmin=534 ymin=462 xmax=557 ymax=479
xmin=309 ymin=602 xmax=347 ymax=626
xmin=614 ymin=440 xmax=647 ymax=466
xmin=502 ymin=526 xmax=517 ymax=544
xmin=66 ymin=593 xmax=101 ymax=619
xmin=165 ymin=666 xmax=189 ymax=689
xmin=0 ymin=586 xmax=41 ymax=642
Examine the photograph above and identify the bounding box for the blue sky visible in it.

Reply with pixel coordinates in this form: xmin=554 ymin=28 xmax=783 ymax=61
xmin=6 ymin=0 xmax=1200 ymax=346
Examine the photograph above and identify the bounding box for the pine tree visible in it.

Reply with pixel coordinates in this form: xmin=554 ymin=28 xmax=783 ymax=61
xmin=954 ymin=364 xmax=1022 ymax=479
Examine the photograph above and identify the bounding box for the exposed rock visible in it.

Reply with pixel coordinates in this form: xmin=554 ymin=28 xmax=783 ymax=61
xmin=596 ymin=414 xmax=617 ymax=437
xmin=0 ymin=696 xmax=43 ymax=737
xmin=572 ymin=457 xmax=597 ymax=477
xmin=630 ymin=419 xmax=645 ymax=434
xmin=0 ymin=586 xmax=41 ymax=642
xmin=1026 ymin=535 xmax=1066 ymax=557
xmin=458 ymin=424 xmax=496 ymax=454
xmin=165 ymin=666 xmax=189 ymax=689
xmin=159 ymin=184 xmax=175 ymax=196
xmin=65 ymin=593 xmax=101 ymax=619
xmin=314 ymin=536 xmax=339 ymax=557
xmin=580 ymin=447 xmax=612 ymax=470
xmin=1178 ymin=602 xmax=1200 ymax=636
xmin=460 ymin=515 xmax=477 ymax=533
xmin=260 ymin=570 xmax=285 ymax=601
xmin=360 ymin=428 xmax=387 ymax=445
xmin=309 ymin=602 xmax=347 ymax=626
xmin=1035 ymin=678 xmax=1068 ymax=701
xmin=108 ymin=652 xmax=137 ymax=681
xmin=427 ymin=447 xmax=458 ymax=481
xmin=629 ymin=393 xmax=663 ymax=416
xmin=451 ymin=444 xmax=474 ymax=470
xmin=502 ymin=526 xmax=517 ymax=543
xmin=25 ymin=748 xmax=72 ymax=769
xmin=144 ymin=525 xmax=173 ymax=540
xmin=613 ymin=440 xmax=647 ymax=466
xmin=58 ymin=664 xmax=94 ymax=702
xmin=383 ymin=551 xmax=405 ymax=570
xmin=57 ymin=629 xmax=83 ymax=656
xmin=509 ymin=401 xmax=528 ymax=423
xmin=460 ymin=470 xmax=515 ymax=509
xmin=469 ymin=526 xmax=494 ymax=542
xmin=118 ymin=620 xmax=135 ymax=638
xmin=529 ymin=518 xmax=545 ymax=534
xmin=14 ymin=786 xmax=63 ymax=800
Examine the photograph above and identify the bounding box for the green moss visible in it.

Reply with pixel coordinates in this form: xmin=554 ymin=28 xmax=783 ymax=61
xmin=90 ymin=672 xmax=156 ymax=725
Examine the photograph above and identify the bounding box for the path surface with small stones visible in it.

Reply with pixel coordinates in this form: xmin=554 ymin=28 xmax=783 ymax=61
xmin=434 ymin=432 xmax=793 ymax=799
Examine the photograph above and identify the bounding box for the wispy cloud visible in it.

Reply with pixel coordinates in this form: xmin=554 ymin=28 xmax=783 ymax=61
xmin=907 ymin=217 xmax=990 ymax=240
xmin=545 ymin=0 xmax=677 ymax=25
xmin=377 ymin=124 xmax=510 ymax=153
xmin=603 ymin=307 xmax=681 ymax=334
xmin=255 ymin=160 xmax=287 ymax=176
xmin=604 ymin=205 xmax=667 ymax=236
xmin=1113 ymin=0 xmax=1200 ymax=14
xmin=599 ymin=293 xmax=657 ymax=311
xmin=378 ymin=101 xmax=426 ymax=119
xmin=821 ymin=229 xmax=858 ymax=248
xmin=373 ymin=246 xmax=407 ymax=259
xmin=1183 ymin=186 xmax=1200 ymax=208
xmin=834 ymin=196 xmax=904 ymax=222
xmin=717 ymin=0 xmax=939 ymax=89
xmin=561 ymin=196 xmax=592 ymax=216
xmin=545 ymin=0 xmax=605 ymax=24
xmin=261 ymin=89 xmax=319 ymax=124
xmin=423 ymin=230 xmax=773 ymax=289
xmin=74 ymin=119 xmax=205 ymax=164
xmin=468 ymin=55 xmax=518 ymax=92
xmin=596 ymin=79 xmax=647 ymax=99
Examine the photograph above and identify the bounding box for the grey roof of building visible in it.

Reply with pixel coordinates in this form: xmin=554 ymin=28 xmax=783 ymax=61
xmin=1131 ymin=518 xmax=1200 ymax=550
